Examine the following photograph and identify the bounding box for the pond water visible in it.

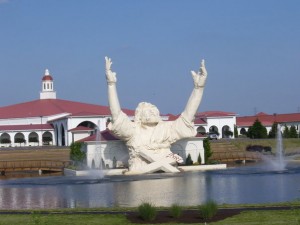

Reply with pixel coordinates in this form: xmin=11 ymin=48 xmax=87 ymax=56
xmin=1 ymin=162 xmax=300 ymax=209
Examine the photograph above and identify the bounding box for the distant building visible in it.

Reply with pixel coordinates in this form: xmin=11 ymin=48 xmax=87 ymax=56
xmin=0 ymin=69 xmax=134 ymax=147
xmin=236 ymin=112 xmax=300 ymax=136
xmin=195 ymin=111 xmax=237 ymax=139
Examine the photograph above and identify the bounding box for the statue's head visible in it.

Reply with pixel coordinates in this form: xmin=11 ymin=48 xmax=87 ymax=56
xmin=135 ymin=102 xmax=161 ymax=126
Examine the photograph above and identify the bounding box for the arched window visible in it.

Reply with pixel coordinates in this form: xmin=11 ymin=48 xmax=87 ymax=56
xmin=43 ymin=131 xmax=53 ymax=145
xmin=77 ymin=121 xmax=97 ymax=129
xmin=196 ymin=126 xmax=206 ymax=135
xmin=222 ymin=125 xmax=232 ymax=138
xmin=209 ymin=126 xmax=219 ymax=135
xmin=240 ymin=128 xmax=247 ymax=135
xmin=0 ymin=133 xmax=11 ymax=145
xmin=14 ymin=133 xmax=25 ymax=146
xmin=29 ymin=132 xmax=39 ymax=143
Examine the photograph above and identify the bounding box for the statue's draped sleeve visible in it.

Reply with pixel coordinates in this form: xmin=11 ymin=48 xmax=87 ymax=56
xmin=108 ymin=111 xmax=134 ymax=142
xmin=167 ymin=114 xmax=197 ymax=144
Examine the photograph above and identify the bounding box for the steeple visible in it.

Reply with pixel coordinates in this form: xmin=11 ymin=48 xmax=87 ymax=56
xmin=40 ymin=69 xmax=57 ymax=99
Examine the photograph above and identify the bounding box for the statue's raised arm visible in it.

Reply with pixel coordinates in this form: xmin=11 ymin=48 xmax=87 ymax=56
xmin=105 ymin=57 xmax=121 ymax=120
xmin=181 ymin=59 xmax=208 ymax=122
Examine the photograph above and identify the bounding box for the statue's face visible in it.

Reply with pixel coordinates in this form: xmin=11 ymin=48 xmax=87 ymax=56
xmin=140 ymin=106 xmax=160 ymax=125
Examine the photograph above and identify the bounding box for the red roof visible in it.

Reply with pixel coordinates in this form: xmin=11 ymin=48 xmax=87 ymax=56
xmin=194 ymin=117 xmax=207 ymax=125
xmin=78 ymin=129 xmax=120 ymax=142
xmin=42 ymin=75 xmax=53 ymax=81
xmin=197 ymin=111 xmax=236 ymax=117
xmin=0 ymin=99 xmax=135 ymax=119
xmin=0 ymin=124 xmax=53 ymax=131
xmin=237 ymin=112 xmax=300 ymax=127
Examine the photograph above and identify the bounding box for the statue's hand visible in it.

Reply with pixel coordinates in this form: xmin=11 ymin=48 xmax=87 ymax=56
xmin=105 ymin=56 xmax=117 ymax=85
xmin=191 ymin=59 xmax=207 ymax=88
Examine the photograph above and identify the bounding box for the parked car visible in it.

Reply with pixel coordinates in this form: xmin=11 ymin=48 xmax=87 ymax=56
xmin=208 ymin=133 xmax=218 ymax=140
xmin=246 ymin=145 xmax=272 ymax=153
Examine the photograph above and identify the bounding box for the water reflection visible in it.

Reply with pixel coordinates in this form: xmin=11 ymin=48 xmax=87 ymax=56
xmin=0 ymin=164 xmax=300 ymax=209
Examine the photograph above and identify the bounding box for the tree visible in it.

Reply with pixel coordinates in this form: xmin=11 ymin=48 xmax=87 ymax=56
xmin=29 ymin=137 xmax=38 ymax=143
xmin=185 ymin=153 xmax=193 ymax=165
xmin=234 ymin=125 xmax=238 ymax=138
xmin=247 ymin=119 xmax=267 ymax=139
xmin=197 ymin=153 xmax=202 ymax=164
xmin=224 ymin=130 xmax=233 ymax=138
xmin=0 ymin=139 xmax=11 ymax=144
xmin=70 ymin=142 xmax=86 ymax=165
xmin=283 ymin=125 xmax=290 ymax=138
xmin=203 ymin=138 xmax=213 ymax=164
xmin=43 ymin=136 xmax=53 ymax=144
xmin=289 ymin=125 xmax=298 ymax=138
xmin=268 ymin=122 xmax=278 ymax=138
xmin=15 ymin=138 xmax=25 ymax=146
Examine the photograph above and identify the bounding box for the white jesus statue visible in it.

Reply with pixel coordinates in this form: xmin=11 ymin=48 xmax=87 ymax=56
xmin=105 ymin=57 xmax=207 ymax=174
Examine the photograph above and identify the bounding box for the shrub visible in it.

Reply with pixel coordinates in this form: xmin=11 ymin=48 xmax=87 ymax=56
xmin=138 ymin=202 xmax=157 ymax=221
xmin=247 ymin=119 xmax=268 ymax=139
xmin=185 ymin=153 xmax=193 ymax=165
xmin=197 ymin=153 xmax=202 ymax=164
xmin=203 ymin=138 xmax=213 ymax=164
xmin=70 ymin=142 xmax=86 ymax=163
xmin=199 ymin=200 xmax=218 ymax=220
xmin=169 ymin=203 xmax=183 ymax=218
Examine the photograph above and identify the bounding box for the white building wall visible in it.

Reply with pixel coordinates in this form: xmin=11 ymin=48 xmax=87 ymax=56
xmin=171 ymin=138 xmax=204 ymax=164
xmin=84 ymin=138 xmax=205 ymax=169
xmin=85 ymin=140 xmax=128 ymax=169
xmin=72 ymin=132 xmax=91 ymax=143
xmin=206 ymin=117 xmax=236 ymax=138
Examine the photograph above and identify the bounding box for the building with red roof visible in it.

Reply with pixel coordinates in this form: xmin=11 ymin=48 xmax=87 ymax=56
xmin=236 ymin=112 xmax=300 ymax=136
xmin=194 ymin=111 xmax=237 ymax=139
xmin=0 ymin=69 xmax=134 ymax=147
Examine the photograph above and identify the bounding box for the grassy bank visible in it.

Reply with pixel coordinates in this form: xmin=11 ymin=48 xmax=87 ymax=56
xmin=0 ymin=209 xmax=299 ymax=225
xmin=1 ymin=203 xmax=300 ymax=225
xmin=224 ymin=138 xmax=300 ymax=154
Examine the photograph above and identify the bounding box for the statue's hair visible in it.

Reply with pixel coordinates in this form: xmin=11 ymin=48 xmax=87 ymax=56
xmin=134 ymin=102 xmax=161 ymax=123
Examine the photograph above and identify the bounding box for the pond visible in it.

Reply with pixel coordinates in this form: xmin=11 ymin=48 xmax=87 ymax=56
xmin=0 ymin=162 xmax=300 ymax=209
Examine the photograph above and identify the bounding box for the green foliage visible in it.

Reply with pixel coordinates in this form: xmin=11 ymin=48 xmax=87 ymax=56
xmin=70 ymin=142 xmax=86 ymax=164
xmin=0 ymin=138 xmax=11 ymax=144
xmin=199 ymin=200 xmax=218 ymax=220
xmin=31 ymin=211 xmax=43 ymax=225
xmin=14 ymin=138 xmax=25 ymax=144
xmin=268 ymin=122 xmax=278 ymax=138
xmin=29 ymin=137 xmax=38 ymax=142
xmin=169 ymin=203 xmax=183 ymax=218
xmin=185 ymin=153 xmax=193 ymax=165
xmin=43 ymin=136 xmax=53 ymax=142
xmin=197 ymin=153 xmax=202 ymax=164
xmin=247 ymin=119 xmax=268 ymax=139
xmin=283 ymin=125 xmax=290 ymax=138
xmin=224 ymin=130 xmax=233 ymax=137
xmin=203 ymin=138 xmax=213 ymax=164
xmin=290 ymin=125 xmax=298 ymax=138
xmin=138 ymin=202 xmax=157 ymax=221
xmin=234 ymin=125 xmax=238 ymax=138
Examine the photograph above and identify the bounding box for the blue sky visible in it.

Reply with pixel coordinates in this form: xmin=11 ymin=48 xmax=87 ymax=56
xmin=0 ymin=0 xmax=299 ymax=116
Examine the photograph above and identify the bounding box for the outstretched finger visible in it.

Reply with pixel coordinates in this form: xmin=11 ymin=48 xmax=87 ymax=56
xmin=191 ymin=70 xmax=198 ymax=79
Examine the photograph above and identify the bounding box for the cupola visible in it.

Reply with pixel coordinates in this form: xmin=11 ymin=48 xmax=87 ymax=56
xmin=40 ymin=69 xmax=57 ymax=99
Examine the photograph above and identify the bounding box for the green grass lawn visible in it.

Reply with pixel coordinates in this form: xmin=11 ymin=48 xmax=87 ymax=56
xmin=210 ymin=209 xmax=300 ymax=225
xmin=1 ymin=208 xmax=300 ymax=225
xmin=0 ymin=214 xmax=130 ymax=225
xmin=228 ymin=138 xmax=300 ymax=154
